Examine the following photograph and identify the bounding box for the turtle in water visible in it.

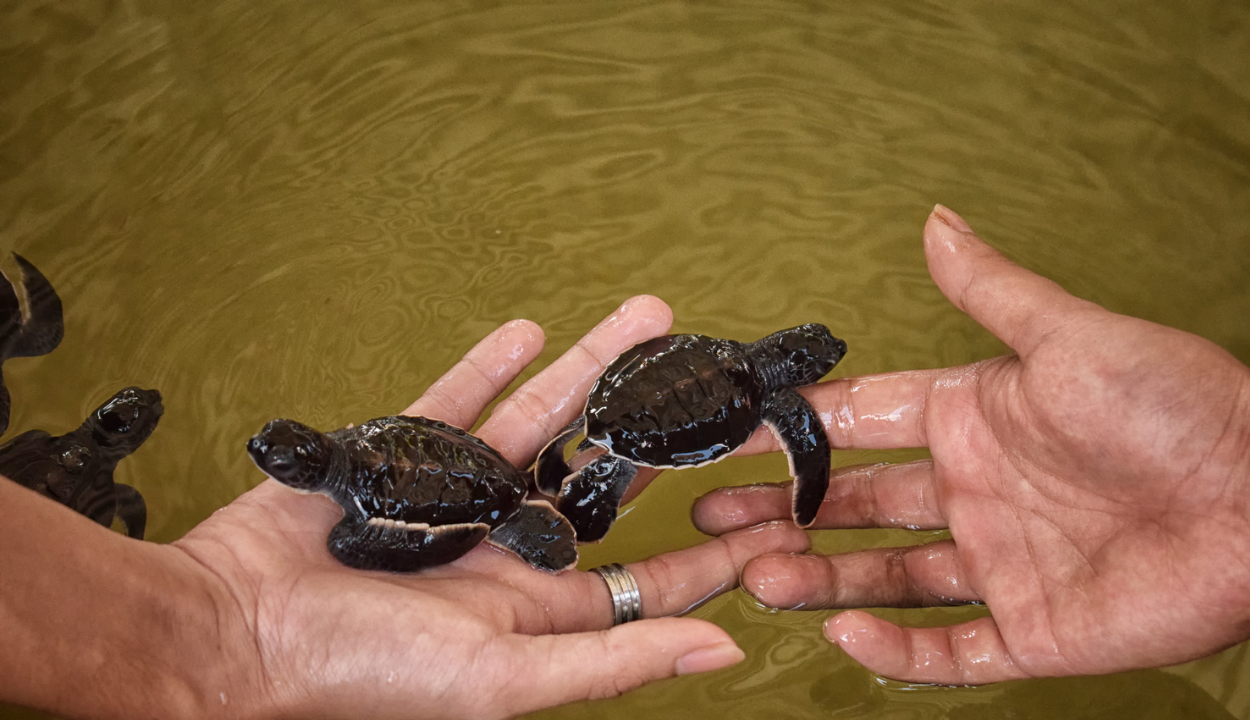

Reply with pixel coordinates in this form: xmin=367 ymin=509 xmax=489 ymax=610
xmin=0 ymin=253 xmax=65 ymax=436
xmin=247 ymin=415 xmax=578 ymax=573
xmin=535 ymin=324 xmax=847 ymax=542
xmin=0 ymin=387 xmax=163 ymax=539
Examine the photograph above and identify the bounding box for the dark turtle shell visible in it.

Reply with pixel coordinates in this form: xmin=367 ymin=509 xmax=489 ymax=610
xmin=585 ymin=334 xmax=765 ymax=467
xmin=249 ymin=415 xmax=576 ymax=572
xmin=332 ymin=416 xmax=528 ymax=528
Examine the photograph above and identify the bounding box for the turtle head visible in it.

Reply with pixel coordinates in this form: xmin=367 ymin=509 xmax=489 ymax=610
xmin=756 ymin=324 xmax=847 ymax=387
xmin=88 ymin=387 xmax=164 ymax=452
xmin=247 ymin=419 xmax=335 ymax=492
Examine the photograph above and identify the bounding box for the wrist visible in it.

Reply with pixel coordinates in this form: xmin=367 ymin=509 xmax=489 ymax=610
xmin=0 ymin=482 xmax=269 ymax=720
xmin=134 ymin=545 xmax=273 ymax=720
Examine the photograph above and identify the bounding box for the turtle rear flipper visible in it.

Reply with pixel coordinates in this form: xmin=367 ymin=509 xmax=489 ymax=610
xmin=0 ymin=269 xmax=19 ymax=435
xmin=555 ymin=454 xmax=637 ymax=543
xmin=487 ymin=500 xmax=578 ymax=572
xmin=6 ymin=254 xmax=64 ymax=359
xmin=328 ymin=518 xmax=489 ymax=572
xmin=113 ymin=483 xmax=147 ymax=539
xmin=761 ymin=387 xmax=830 ymax=527
xmin=534 ymin=418 xmax=584 ymax=495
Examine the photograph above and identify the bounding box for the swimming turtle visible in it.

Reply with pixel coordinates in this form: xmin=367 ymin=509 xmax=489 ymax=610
xmin=535 ymin=324 xmax=847 ymax=542
xmin=247 ymin=415 xmax=578 ymax=573
xmin=0 ymin=387 xmax=163 ymax=539
xmin=0 ymin=253 xmax=64 ymax=435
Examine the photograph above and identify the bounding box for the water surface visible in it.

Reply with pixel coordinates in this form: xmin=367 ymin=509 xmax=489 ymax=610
xmin=2 ymin=1 xmax=1248 ymax=718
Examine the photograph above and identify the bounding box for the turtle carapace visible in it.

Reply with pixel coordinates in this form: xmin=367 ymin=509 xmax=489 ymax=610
xmin=535 ymin=324 xmax=846 ymax=542
xmin=247 ymin=415 xmax=578 ymax=573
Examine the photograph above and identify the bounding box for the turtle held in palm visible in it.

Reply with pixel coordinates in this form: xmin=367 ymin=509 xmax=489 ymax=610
xmin=536 ymin=324 xmax=847 ymax=542
xmin=0 ymin=253 xmax=64 ymax=436
xmin=0 ymin=387 xmax=163 ymax=539
xmin=247 ymin=415 xmax=578 ymax=573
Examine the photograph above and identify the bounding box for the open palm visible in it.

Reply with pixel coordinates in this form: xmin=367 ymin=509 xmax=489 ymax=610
xmin=171 ymin=297 xmax=808 ymax=720
xmin=693 ymin=206 xmax=1250 ymax=684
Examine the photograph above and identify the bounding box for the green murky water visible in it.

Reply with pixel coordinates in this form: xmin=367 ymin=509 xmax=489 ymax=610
xmin=2 ymin=0 xmax=1248 ymax=718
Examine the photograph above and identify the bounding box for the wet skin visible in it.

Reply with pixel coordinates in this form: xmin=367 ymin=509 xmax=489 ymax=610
xmin=0 ymin=387 xmax=162 ymax=539
xmin=0 ymin=296 xmax=810 ymax=720
xmin=690 ymin=206 xmax=1250 ymax=685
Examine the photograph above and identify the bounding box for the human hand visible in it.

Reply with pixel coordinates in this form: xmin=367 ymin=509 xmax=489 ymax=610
xmin=693 ymin=206 xmax=1250 ymax=684
xmin=174 ymin=296 xmax=809 ymax=720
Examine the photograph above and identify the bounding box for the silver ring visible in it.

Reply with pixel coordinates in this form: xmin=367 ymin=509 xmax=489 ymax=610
xmin=591 ymin=563 xmax=642 ymax=626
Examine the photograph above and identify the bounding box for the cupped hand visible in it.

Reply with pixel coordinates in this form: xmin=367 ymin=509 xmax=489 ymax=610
xmin=693 ymin=206 xmax=1250 ymax=684
xmin=174 ymin=296 xmax=809 ymax=720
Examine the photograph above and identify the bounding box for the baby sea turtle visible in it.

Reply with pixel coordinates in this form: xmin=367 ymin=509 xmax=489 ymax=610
xmin=0 ymin=253 xmax=64 ymax=435
xmin=536 ymin=324 xmax=847 ymax=542
xmin=0 ymin=387 xmax=163 ymax=539
xmin=247 ymin=415 xmax=578 ymax=573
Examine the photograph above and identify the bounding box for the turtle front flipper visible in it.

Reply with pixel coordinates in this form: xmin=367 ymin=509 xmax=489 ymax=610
xmin=0 ymin=261 xmax=21 ymax=348
xmin=113 ymin=483 xmax=147 ymax=540
xmin=534 ymin=418 xmax=585 ymax=495
xmin=327 ymin=517 xmax=489 ymax=572
xmin=0 ymin=370 xmax=10 ymax=436
xmin=761 ymin=387 xmax=830 ymax=527
xmin=7 ymin=254 xmax=64 ymax=359
xmin=0 ymin=255 xmax=64 ymax=436
xmin=0 ymin=271 xmax=19 ymax=436
xmin=487 ymin=499 xmax=578 ymax=572
xmin=556 ymin=454 xmax=637 ymax=543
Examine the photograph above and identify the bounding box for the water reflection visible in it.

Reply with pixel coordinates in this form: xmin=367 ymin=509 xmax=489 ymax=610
xmin=1 ymin=0 xmax=1247 ymax=718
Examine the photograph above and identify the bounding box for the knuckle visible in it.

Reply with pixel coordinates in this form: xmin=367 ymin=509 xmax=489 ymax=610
xmin=572 ymin=337 xmax=614 ymax=369
xmin=635 ymin=559 xmax=676 ymax=617
xmin=496 ymin=385 xmax=557 ymax=432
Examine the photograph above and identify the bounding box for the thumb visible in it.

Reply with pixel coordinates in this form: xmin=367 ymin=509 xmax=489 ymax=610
xmin=486 ymin=618 xmax=745 ymax=716
xmin=923 ymin=205 xmax=1098 ymax=357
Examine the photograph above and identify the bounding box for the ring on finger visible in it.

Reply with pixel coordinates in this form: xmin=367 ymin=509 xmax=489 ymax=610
xmin=591 ymin=563 xmax=642 ymax=626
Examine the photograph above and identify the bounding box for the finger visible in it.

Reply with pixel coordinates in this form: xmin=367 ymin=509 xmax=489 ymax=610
xmin=924 ymin=204 xmax=1098 ymax=358
xmin=693 ymin=461 xmax=945 ymax=535
xmin=731 ymin=370 xmax=945 ymax=453
xmin=478 ymin=295 xmax=673 ymax=468
xmin=827 ymin=612 xmax=1030 ymax=684
xmin=402 ymin=319 xmax=545 ymax=428
xmin=739 ymin=541 xmax=980 ymax=610
xmin=622 ymin=520 xmax=811 ymax=620
xmin=449 ymin=519 xmax=809 ymax=634
xmin=485 ymin=618 xmax=744 ymax=717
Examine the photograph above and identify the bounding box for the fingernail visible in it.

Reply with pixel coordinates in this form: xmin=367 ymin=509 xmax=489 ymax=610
xmin=926 ymin=206 xmax=973 ymax=254
xmin=932 ymin=204 xmax=972 ymax=232
xmin=675 ymin=642 xmax=746 ymax=675
xmin=824 ymin=611 xmax=870 ymax=645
